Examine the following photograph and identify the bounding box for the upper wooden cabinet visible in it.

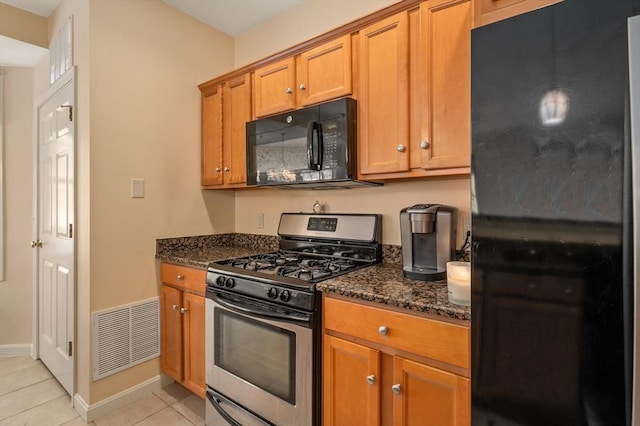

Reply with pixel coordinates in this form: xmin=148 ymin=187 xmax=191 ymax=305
xmin=200 ymin=74 xmax=251 ymax=188
xmin=357 ymin=11 xmax=411 ymax=175
xmin=253 ymin=34 xmax=353 ymax=118
xmin=358 ymin=0 xmax=471 ymax=179
xmin=199 ymin=0 xmax=473 ymax=187
xmin=419 ymin=0 xmax=471 ymax=171
xmin=473 ymin=0 xmax=562 ymax=28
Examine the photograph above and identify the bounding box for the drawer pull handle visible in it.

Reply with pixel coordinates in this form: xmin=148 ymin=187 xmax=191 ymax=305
xmin=392 ymin=384 xmax=402 ymax=395
xmin=378 ymin=326 xmax=388 ymax=336
xmin=176 ymin=274 xmax=184 ymax=281
xmin=171 ymin=304 xmax=179 ymax=311
xmin=180 ymin=307 xmax=188 ymax=314
xmin=366 ymin=375 xmax=376 ymax=385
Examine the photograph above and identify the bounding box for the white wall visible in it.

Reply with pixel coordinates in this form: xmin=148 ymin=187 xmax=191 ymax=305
xmin=0 ymin=67 xmax=34 ymax=350
xmin=235 ymin=179 xmax=471 ymax=246
xmin=30 ymin=0 xmax=237 ymax=405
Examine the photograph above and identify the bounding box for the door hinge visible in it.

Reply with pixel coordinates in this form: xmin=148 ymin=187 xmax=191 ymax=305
xmin=59 ymin=104 xmax=73 ymax=121
xmin=69 ymin=224 xmax=73 ymax=238
xmin=68 ymin=341 xmax=73 ymax=357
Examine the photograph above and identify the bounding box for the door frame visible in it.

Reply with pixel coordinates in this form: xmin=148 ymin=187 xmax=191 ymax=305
xmin=31 ymin=67 xmax=77 ymax=396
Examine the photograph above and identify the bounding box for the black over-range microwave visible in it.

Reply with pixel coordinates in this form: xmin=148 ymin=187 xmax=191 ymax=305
xmin=246 ymin=97 xmax=381 ymax=189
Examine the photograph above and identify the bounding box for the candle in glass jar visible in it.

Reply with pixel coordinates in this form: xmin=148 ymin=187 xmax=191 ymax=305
xmin=446 ymin=261 xmax=471 ymax=306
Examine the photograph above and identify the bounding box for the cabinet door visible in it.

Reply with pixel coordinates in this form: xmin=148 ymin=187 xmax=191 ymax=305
xmin=473 ymin=0 xmax=562 ymax=28
xmin=253 ymin=57 xmax=296 ymax=117
xmin=420 ymin=0 xmax=471 ymax=171
xmin=323 ymin=335 xmax=381 ymax=426
xmin=182 ymin=293 xmax=206 ymax=398
xmin=223 ymin=74 xmax=251 ymax=185
xmin=392 ymin=357 xmax=470 ymax=426
xmin=201 ymin=85 xmax=223 ymax=186
xmin=160 ymin=285 xmax=183 ymax=381
xmin=297 ymin=35 xmax=352 ymax=107
xmin=358 ymin=11 xmax=410 ymax=175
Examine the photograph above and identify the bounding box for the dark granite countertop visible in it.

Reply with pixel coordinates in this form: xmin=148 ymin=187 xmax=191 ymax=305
xmin=155 ymin=233 xmax=279 ymax=269
xmin=155 ymin=234 xmax=470 ymax=322
xmin=317 ymin=263 xmax=471 ymax=321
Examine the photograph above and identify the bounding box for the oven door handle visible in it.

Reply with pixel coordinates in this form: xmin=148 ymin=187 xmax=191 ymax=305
xmin=207 ymin=391 xmax=242 ymax=426
xmin=212 ymin=293 xmax=313 ymax=328
xmin=207 ymin=389 xmax=276 ymax=426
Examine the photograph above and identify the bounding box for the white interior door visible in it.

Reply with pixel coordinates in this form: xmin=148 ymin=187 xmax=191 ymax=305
xmin=37 ymin=76 xmax=75 ymax=396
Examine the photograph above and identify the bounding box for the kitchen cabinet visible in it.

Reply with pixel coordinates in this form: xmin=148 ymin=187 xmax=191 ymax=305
xmin=200 ymin=73 xmax=251 ymax=188
xmin=160 ymin=263 xmax=207 ymax=398
xmin=323 ymin=296 xmax=470 ymax=426
xmin=358 ymin=0 xmax=471 ymax=179
xmin=473 ymin=0 xmax=562 ymax=28
xmin=253 ymin=34 xmax=352 ymax=117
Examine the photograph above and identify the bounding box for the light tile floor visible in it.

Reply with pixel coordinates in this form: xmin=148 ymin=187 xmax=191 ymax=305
xmin=0 ymin=356 xmax=205 ymax=426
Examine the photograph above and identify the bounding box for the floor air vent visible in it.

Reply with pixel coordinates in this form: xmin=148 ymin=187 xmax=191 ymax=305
xmin=92 ymin=297 xmax=160 ymax=381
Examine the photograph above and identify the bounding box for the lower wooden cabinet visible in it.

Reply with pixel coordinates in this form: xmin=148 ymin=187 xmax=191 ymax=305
xmin=160 ymin=263 xmax=206 ymax=398
xmin=322 ymin=296 xmax=470 ymax=426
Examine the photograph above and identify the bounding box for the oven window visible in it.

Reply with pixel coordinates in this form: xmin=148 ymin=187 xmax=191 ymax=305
xmin=214 ymin=308 xmax=296 ymax=404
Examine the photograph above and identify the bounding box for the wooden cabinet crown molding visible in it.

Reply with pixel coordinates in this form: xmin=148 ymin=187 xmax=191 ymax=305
xmin=198 ymin=0 xmax=424 ymax=93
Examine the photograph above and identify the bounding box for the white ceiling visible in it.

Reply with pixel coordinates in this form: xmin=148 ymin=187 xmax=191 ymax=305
xmin=0 ymin=0 xmax=305 ymax=35
xmin=0 ymin=0 xmax=305 ymax=66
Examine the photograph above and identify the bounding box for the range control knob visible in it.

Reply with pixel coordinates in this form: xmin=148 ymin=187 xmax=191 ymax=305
xmin=215 ymin=276 xmax=226 ymax=286
xmin=224 ymin=278 xmax=235 ymax=289
xmin=267 ymin=287 xmax=279 ymax=299
xmin=280 ymin=290 xmax=291 ymax=302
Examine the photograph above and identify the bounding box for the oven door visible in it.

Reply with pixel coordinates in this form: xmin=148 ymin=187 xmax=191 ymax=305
xmin=205 ymin=292 xmax=314 ymax=426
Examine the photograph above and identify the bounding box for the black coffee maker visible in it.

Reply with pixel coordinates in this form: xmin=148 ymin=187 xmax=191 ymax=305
xmin=400 ymin=204 xmax=458 ymax=280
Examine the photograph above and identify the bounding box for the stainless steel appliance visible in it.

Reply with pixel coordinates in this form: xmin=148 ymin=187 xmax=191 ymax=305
xmin=400 ymin=204 xmax=457 ymax=280
xmin=246 ymin=97 xmax=381 ymax=189
xmin=204 ymin=213 xmax=382 ymax=426
xmin=471 ymin=1 xmax=639 ymax=424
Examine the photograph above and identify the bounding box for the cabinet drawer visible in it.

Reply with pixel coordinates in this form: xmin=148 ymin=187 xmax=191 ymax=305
xmin=323 ymin=297 xmax=469 ymax=369
xmin=161 ymin=263 xmax=206 ymax=294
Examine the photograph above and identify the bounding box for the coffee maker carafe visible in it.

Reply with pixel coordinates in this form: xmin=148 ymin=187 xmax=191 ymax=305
xmin=400 ymin=204 xmax=458 ymax=280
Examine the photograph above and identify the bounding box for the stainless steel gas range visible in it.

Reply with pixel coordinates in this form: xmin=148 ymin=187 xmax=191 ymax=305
xmin=204 ymin=213 xmax=382 ymax=426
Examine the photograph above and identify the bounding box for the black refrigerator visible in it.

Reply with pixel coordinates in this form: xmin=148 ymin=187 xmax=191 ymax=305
xmin=470 ymin=1 xmax=639 ymax=425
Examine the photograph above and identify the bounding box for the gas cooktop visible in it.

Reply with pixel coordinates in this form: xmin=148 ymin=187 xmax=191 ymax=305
xmin=206 ymin=213 xmax=382 ymax=310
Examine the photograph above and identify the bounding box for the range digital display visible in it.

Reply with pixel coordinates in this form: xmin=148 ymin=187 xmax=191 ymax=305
xmin=307 ymin=217 xmax=338 ymax=232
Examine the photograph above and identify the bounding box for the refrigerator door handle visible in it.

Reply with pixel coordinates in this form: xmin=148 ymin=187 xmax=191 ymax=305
xmin=628 ymin=13 xmax=639 ymax=426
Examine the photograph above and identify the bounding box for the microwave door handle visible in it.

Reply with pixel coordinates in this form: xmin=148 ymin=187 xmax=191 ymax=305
xmin=307 ymin=121 xmax=322 ymax=171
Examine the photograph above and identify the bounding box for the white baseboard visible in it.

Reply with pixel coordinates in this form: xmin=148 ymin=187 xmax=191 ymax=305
xmin=0 ymin=344 xmax=33 ymax=357
xmin=74 ymin=374 xmax=174 ymax=422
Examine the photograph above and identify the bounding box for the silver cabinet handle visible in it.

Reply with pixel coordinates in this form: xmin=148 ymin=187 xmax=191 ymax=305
xmin=180 ymin=307 xmax=188 ymax=314
xmin=285 ymin=87 xmax=293 ymax=94
xmin=224 ymin=167 xmax=230 ymax=172
xmin=366 ymin=375 xmax=376 ymax=385
xmin=378 ymin=326 xmax=388 ymax=336
xmin=299 ymin=83 xmax=306 ymax=90
xmin=396 ymin=144 xmax=406 ymax=153
xmin=176 ymin=274 xmax=184 ymax=281
xmin=392 ymin=384 xmax=401 ymax=395
xmin=171 ymin=304 xmax=179 ymax=311
xmin=420 ymin=140 xmax=429 ymax=149
xmin=215 ymin=167 xmax=221 ymax=173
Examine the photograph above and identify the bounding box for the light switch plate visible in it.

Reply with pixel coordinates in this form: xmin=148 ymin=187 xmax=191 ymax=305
xmin=131 ymin=178 xmax=144 ymax=198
